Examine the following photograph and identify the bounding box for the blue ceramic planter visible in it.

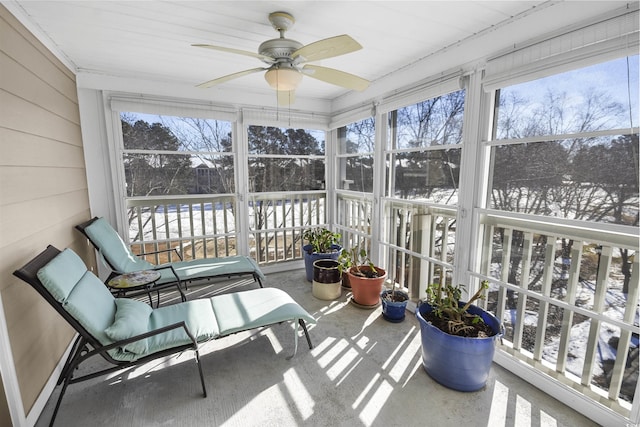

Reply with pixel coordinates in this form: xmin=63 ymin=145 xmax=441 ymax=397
xmin=416 ymin=301 xmax=502 ymax=392
xmin=380 ymin=289 xmax=409 ymax=322
xmin=303 ymin=244 xmax=342 ymax=282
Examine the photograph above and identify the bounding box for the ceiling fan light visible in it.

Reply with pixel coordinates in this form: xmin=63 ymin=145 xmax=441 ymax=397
xmin=264 ymin=67 xmax=302 ymax=91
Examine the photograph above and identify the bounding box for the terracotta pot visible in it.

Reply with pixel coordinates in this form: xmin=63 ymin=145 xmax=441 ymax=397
xmin=347 ymin=266 xmax=386 ymax=306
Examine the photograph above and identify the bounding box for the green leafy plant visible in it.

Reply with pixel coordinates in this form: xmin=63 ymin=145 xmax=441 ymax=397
xmin=339 ymin=245 xmax=379 ymax=277
xmin=381 ymin=280 xmax=408 ymax=302
xmin=303 ymin=227 xmax=341 ymax=254
xmin=425 ymin=280 xmax=494 ymax=337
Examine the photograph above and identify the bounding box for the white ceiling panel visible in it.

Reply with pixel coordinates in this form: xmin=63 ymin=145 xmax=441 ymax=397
xmin=5 ymin=1 xmax=632 ymax=107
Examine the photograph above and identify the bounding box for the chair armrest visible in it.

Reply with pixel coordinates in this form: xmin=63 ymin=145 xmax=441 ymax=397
xmin=140 ymin=247 xmax=183 ymax=261
xmin=150 ymin=265 xmax=181 ymax=284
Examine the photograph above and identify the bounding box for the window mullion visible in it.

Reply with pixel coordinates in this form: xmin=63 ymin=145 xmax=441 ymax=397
xmin=235 ymin=111 xmax=250 ymax=256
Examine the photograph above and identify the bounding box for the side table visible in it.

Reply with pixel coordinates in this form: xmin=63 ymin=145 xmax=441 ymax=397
xmin=107 ymin=270 xmax=162 ymax=307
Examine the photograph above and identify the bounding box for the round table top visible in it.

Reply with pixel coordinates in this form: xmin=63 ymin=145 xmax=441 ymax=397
xmin=108 ymin=270 xmax=162 ymax=289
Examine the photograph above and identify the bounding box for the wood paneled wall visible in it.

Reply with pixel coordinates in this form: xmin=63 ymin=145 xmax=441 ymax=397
xmin=0 ymin=4 xmax=95 ymax=422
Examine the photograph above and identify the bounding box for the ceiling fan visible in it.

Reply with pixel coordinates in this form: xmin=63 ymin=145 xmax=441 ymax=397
xmin=193 ymin=11 xmax=370 ymax=105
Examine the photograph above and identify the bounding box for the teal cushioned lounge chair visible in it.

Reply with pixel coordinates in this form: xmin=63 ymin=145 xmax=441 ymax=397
xmin=14 ymin=246 xmax=315 ymax=427
xmin=75 ymin=217 xmax=266 ymax=301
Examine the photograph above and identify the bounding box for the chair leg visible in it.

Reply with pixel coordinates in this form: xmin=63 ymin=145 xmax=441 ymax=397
xmin=255 ymin=274 xmax=264 ymax=288
xmin=194 ymin=349 xmax=207 ymax=398
xmin=299 ymin=319 xmax=313 ymax=349
xmin=176 ymin=283 xmax=187 ymax=302
xmin=49 ymin=377 xmax=71 ymax=427
xmin=287 ymin=319 xmax=313 ymax=360
xmin=49 ymin=339 xmax=86 ymax=427
xmin=58 ymin=335 xmax=84 ymax=384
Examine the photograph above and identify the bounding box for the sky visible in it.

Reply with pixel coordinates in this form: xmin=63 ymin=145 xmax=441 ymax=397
xmin=503 ymin=55 xmax=639 ymax=129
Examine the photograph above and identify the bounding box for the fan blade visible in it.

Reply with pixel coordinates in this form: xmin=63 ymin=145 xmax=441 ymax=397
xmin=196 ymin=68 xmax=266 ymax=88
xmin=277 ymin=90 xmax=296 ymax=106
xmin=192 ymin=44 xmax=274 ymax=62
xmin=291 ymin=35 xmax=362 ymax=63
xmin=302 ymin=65 xmax=369 ymax=91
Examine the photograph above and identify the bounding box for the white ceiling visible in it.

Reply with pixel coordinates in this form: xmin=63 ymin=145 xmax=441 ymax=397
xmin=5 ymin=1 xmax=633 ymax=111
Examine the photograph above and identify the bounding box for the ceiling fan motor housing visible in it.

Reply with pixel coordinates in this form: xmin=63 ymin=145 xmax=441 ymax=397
xmin=258 ymin=38 xmax=303 ymax=62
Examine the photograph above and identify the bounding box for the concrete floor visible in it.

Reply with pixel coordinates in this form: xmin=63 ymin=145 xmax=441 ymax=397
xmin=36 ymin=269 xmax=596 ymax=427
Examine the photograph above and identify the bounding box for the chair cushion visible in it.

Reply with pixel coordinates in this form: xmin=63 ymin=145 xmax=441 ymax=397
xmin=154 ymin=256 xmax=266 ymax=286
xmin=210 ymin=288 xmax=316 ymax=336
xmin=63 ymin=271 xmax=117 ymax=346
xmin=37 ymin=249 xmax=117 ymax=347
xmin=84 ymin=217 xmax=153 ymax=273
xmin=105 ymin=299 xmax=152 ymax=355
xmin=37 ymin=248 xmax=88 ymax=302
xmin=147 ymin=299 xmax=220 ymax=354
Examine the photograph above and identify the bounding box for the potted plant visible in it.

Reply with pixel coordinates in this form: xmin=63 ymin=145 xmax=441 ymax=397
xmin=337 ymin=247 xmax=353 ymax=289
xmin=415 ymin=280 xmax=502 ymax=391
xmin=344 ymin=246 xmax=387 ymax=307
xmin=380 ymin=282 xmax=409 ymax=322
xmin=302 ymin=227 xmax=342 ymax=282
xmin=311 ymin=259 xmax=342 ymax=300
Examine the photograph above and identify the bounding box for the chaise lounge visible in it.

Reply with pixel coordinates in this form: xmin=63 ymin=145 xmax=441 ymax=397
xmin=75 ymin=217 xmax=266 ymax=301
xmin=14 ymin=245 xmax=315 ymax=427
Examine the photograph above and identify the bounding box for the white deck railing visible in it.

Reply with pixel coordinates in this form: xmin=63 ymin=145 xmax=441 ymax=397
xmin=477 ymin=211 xmax=639 ymax=422
xmin=125 ymin=192 xmax=327 ymax=265
xmin=124 ymin=193 xmax=638 ymax=423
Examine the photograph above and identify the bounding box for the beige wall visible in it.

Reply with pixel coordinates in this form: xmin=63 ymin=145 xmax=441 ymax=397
xmin=0 ymin=4 xmax=95 ymax=422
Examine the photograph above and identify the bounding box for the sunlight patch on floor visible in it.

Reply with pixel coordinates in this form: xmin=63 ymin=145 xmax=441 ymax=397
xmin=359 ymin=379 xmax=393 ymax=426
xmin=224 ymin=384 xmax=296 ymax=426
xmin=515 ymin=393 xmax=533 ymax=425
xmin=383 ymin=326 xmax=420 ymax=383
xmin=353 ymin=372 xmax=380 ymax=410
xmin=326 ymin=346 xmax=360 ymax=381
xmin=262 ymin=327 xmax=283 ymax=355
xmin=283 ymin=368 xmax=314 ymax=420
xmin=316 ymin=338 xmax=349 ymax=369
xmin=488 ymin=380 xmax=509 ymax=425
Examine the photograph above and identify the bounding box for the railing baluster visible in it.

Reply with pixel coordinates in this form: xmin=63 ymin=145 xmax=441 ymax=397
xmin=223 ymin=199 xmax=230 ymax=256
xmin=135 ymin=206 xmax=144 ymax=249
xmin=608 ymin=255 xmax=639 ymax=400
xmin=556 ymin=240 xmax=584 ymax=373
xmin=581 ymin=244 xmax=612 ymax=386
xmin=496 ymin=228 xmax=512 ymax=332
xmin=151 ymin=206 xmax=159 ymax=263
xmin=533 ymin=235 xmax=557 ymax=361
xmin=162 ymin=204 xmax=170 ymax=260
xmin=176 ymin=203 xmax=185 ymax=259
xmin=513 ymin=231 xmax=533 ymax=351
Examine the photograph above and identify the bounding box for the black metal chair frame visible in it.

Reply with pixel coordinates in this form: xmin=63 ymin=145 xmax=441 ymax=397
xmin=13 ymin=246 xmax=206 ymax=427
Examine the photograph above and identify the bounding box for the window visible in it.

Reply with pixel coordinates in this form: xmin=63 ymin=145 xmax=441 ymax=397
xmin=118 ymin=112 xmax=238 ymax=260
xmin=337 ymin=117 xmax=375 ymax=193
xmin=247 ymin=125 xmax=325 ymax=192
xmin=387 ymin=90 xmax=465 ymax=203
xmin=121 ymin=113 xmax=234 ymax=196
xmin=490 ymin=55 xmax=639 ymax=226
xmin=484 ymin=55 xmax=639 ymax=411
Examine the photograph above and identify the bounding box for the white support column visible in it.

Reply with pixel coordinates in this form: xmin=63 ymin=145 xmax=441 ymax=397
xmin=235 ymin=110 xmax=250 ymax=257
xmin=326 ymin=129 xmax=337 ymax=231
xmin=371 ymin=106 xmax=386 ymax=265
xmin=453 ymin=68 xmax=491 ymax=294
